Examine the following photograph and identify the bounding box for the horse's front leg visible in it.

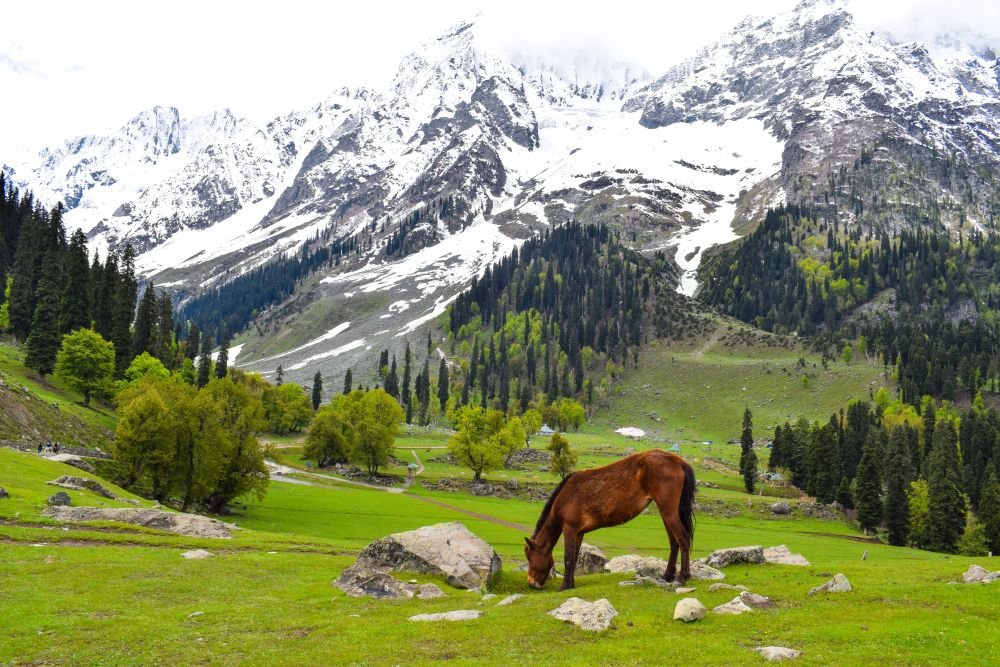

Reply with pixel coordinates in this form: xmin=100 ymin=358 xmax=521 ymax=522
xmin=664 ymin=533 xmax=679 ymax=583
xmin=561 ymin=528 xmax=581 ymax=591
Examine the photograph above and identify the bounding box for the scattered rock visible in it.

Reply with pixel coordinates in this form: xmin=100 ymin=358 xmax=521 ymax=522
xmin=417 ymin=584 xmax=446 ymax=599
xmin=187 ymin=611 xmax=205 ymax=618
xmin=49 ymin=453 xmax=96 ymax=473
xmin=548 ymin=598 xmax=618 ymax=632
xmin=575 ymin=543 xmax=608 ymax=575
xmin=769 ymin=502 xmax=792 ymax=515
xmin=709 ymin=583 xmax=748 ymax=592
xmin=334 ymin=564 xmax=414 ymax=599
xmin=470 ymin=482 xmax=494 ymax=497
xmin=409 ymin=610 xmax=481 ymax=622
xmin=0 ymin=487 xmax=8 ymax=499
xmin=675 ymin=587 xmax=696 ymax=594
xmin=497 ymin=594 xmax=523 ymax=607
xmin=754 ymin=646 xmax=802 ymax=661
xmin=181 ymin=550 xmax=215 ymax=560
xmin=673 ymin=597 xmax=706 ymax=622
xmin=961 ymin=564 xmax=1000 ymax=584
xmin=738 ymin=591 xmax=775 ymax=609
xmin=763 ymin=545 xmax=810 ymax=566
xmin=605 ymin=554 xmax=669 ymax=575
xmin=800 ymin=502 xmax=840 ymax=520
xmin=808 ymin=573 xmax=852 ymax=595
xmin=689 ymin=562 xmax=726 ymax=580
xmin=47 ymin=492 xmax=71 ymax=506
xmin=43 ymin=506 xmax=236 ymax=538
xmin=481 ymin=593 xmax=497 ymax=602
xmin=351 ymin=522 xmax=501 ymax=591
xmin=703 ymin=546 xmax=765 ymax=568
xmin=46 ymin=475 xmax=116 ymax=499
xmin=712 ymin=597 xmax=754 ymax=615
xmin=619 ymin=575 xmax=676 ymax=588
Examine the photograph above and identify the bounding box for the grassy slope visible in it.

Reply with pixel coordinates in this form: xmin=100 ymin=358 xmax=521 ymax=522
xmin=0 ymin=343 xmax=115 ymax=447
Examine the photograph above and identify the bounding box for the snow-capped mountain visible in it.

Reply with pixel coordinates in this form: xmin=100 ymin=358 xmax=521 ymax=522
xmin=6 ymin=0 xmax=1000 ymax=384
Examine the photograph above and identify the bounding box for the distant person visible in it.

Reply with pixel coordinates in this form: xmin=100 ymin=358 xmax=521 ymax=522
xmin=306 ymin=462 xmax=312 ymax=471
xmin=53 ymin=442 xmax=60 ymax=454
xmin=37 ymin=443 xmax=43 ymax=454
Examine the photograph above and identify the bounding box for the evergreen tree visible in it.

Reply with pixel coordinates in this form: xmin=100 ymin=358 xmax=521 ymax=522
xmin=215 ymin=335 xmax=230 ymax=378
xmin=24 ymin=249 xmax=64 ymax=375
xmin=926 ymin=420 xmax=966 ymax=553
xmin=59 ymin=229 xmax=92 ymax=333
xmin=978 ymin=467 xmax=1000 ymax=554
xmin=836 ymin=476 xmax=853 ymax=509
xmin=155 ymin=292 xmax=174 ymax=365
xmin=884 ymin=426 xmax=912 ymax=546
xmin=740 ymin=406 xmax=756 ymax=493
xmin=809 ymin=422 xmax=842 ymax=504
xmin=855 ymin=435 xmax=883 ymax=533
xmin=401 ymin=342 xmax=412 ymax=408
xmin=196 ymin=333 xmax=213 ymax=388
xmin=7 ymin=214 xmax=40 ymax=341
xmin=343 ymin=369 xmax=352 ymax=396
xmin=768 ymin=425 xmax=784 ymax=470
xmin=186 ymin=324 xmax=201 ymax=361
xmin=438 ymin=358 xmax=449 ymax=412
xmin=111 ymin=245 xmax=137 ymax=376
xmin=385 ymin=356 xmax=399 ymax=398
xmin=133 ymin=283 xmax=158 ymax=358
xmin=275 ymin=365 xmax=284 ymax=386
xmin=312 ymin=371 xmax=323 ymax=410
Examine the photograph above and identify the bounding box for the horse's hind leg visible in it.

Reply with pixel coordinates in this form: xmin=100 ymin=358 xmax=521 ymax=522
xmin=664 ymin=532 xmax=679 ymax=582
xmin=657 ymin=506 xmax=692 ymax=585
xmin=561 ymin=527 xmax=582 ymax=591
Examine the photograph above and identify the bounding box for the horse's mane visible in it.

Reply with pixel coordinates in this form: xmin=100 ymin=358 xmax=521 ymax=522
xmin=533 ymin=473 xmax=574 ymax=538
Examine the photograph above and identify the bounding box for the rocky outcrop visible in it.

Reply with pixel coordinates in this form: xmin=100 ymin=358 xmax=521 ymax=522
xmin=763 ymin=545 xmax=810 ymax=566
xmin=689 ymin=562 xmax=727 ymax=580
xmin=808 ymin=574 xmax=852 ymax=595
xmin=712 ymin=597 xmax=754 ymax=615
xmin=770 ymin=502 xmax=792 ymax=515
xmin=409 ymin=610 xmax=480 ymax=622
xmin=606 ymin=554 xmax=725 ymax=581
xmin=333 ymin=564 xmax=447 ymax=600
xmin=349 ymin=522 xmax=501 ymax=591
xmin=46 ymin=475 xmax=116 ymax=499
xmin=737 ymin=591 xmax=775 ymax=609
xmin=575 ymin=543 xmax=608 ymax=575
xmin=673 ymin=598 xmax=706 ymax=622
xmin=961 ymin=564 xmax=1000 ymax=584
xmin=548 ymin=598 xmax=618 ymax=632
xmin=43 ymin=506 xmax=237 ymax=538
xmin=703 ymin=545 xmax=765 ymax=568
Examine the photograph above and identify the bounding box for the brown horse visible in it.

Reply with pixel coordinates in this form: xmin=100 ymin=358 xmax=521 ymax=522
xmin=524 ymin=449 xmax=695 ymax=590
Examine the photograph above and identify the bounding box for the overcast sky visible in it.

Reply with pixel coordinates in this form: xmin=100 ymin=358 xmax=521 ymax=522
xmin=1 ymin=0 xmax=997 ymax=158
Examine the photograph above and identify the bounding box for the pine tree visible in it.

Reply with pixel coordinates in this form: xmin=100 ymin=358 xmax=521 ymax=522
xmin=24 ymin=249 xmax=63 ymax=375
xmin=111 ymin=245 xmax=137 ymax=376
xmin=768 ymin=425 xmax=784 ymax=470
xmin=187 ymin=324 xmax=201 ymax=361
xmin=59 ymin=229 xmax=92 ymax=334
xmin=926 ymin=419 xmax=966 ymax=553
xmin=343 ymin=369 xmax=352 ymax=396
xmin=884 ymin=426 xmax=911 ymax=546
xmin=215 ymin=335 xmax=230 ymax=378
xmin=155 ymin=292 xmax=174 ymax=365
xmin=196 ymin=334 xmax=212 ymax=388
xmin=402 ymin=342 xmax=412 ymax=408
xmin=133 ymin=283 xmax=158 ymax=358
xmin=312 ymin=371 xmax=323 ymax=410
xmin=855 ymin=435 xmax=883 ymax=533
xmin=438 ymin=358 xmax=449 ymax=412
xmin=276 ymin=365 xmax=284 ymax=386
xmin=809 ymin=422 xmax=842 ymax=504
xmin=7 ymin=215 xmax=41 ymax=341
xmin=740 ymin=406 xmax=756 ymax=493
xmin=979 ymin=467 xmax=1000 ymax=554
xmin=385 ymin=356 xmax=399 ymax=398
xmin=836 ymin=476 xmax=854 ymax=509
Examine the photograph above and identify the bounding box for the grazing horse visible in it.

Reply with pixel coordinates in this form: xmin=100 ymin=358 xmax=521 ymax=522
xmin=524 ymin=449 xmax=695 ymax=590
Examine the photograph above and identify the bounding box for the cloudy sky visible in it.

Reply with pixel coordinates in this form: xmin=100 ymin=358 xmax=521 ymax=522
xmin=1 ymin=0 xmax=997 ymax=158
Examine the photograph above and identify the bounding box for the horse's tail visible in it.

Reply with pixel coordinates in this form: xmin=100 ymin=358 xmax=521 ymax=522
xmin=679 ymin=461 xmax=696 ymax=542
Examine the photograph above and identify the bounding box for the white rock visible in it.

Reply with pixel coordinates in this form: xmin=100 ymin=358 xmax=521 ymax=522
xmin=808 ymin=573 xmax=852 ymax=595
xmin=704 ymin=546 xmax=765 ymax=568
xmin=675 ymin=587 xmax=697 ymax=594
xmin=417 ymin=584 xmax=446 ymax=599
xmin=481 ymin=593 xmax=497 ymax=602
xmin=497 ymin=594 xmax=523 ymax=607
xmin=409 ymin=610 xmax=481 ymax=622
xmin=754 ymin=646 xmax=802 ymax=661
xmin=689 ymin=561 xmax=727 ymax=580
xmin=763 ymin=545 xmax=810 ymax=566
xmin=575 ymin=543 xmax=608 ymax=574
xmin=46 ymin=507 xmax=236 ymax=538
xmin=187 ymin=611 xmax=204 ymax=618
xmin=739 ymin=591 xmax=775 ymax=608
xmin=712 ymin=596 xmax=754 ymax=615
xmin=709 ymin=583 xmax=748 ymax=592
xmin=181 ymin=549 xmax=215 ymax=560
xmin=673 ymin=597 xmax=706 ymax=622
xmin=548 ymin=598 xmax=618 ymax=631
xmin=961 ymin=564 xmax=999 ymax=583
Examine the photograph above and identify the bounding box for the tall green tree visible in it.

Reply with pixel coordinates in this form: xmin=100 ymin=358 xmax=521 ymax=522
xmin=884 ymin=426 xmax=912 ymax=546
xmin=6 ymin=214 xmax=41 ymax=341
xmin=24 ymin=249 xmax=63 ymax=375
xmin=808 ymin=421 xmax=842 ymax=504
xmin=215 ymin=335 xmax=230 ymax=379
xmin=740 ymin=406 xmax=756 ymax=493
xmin=342 ymin=369 xmax=352 ymax=396
xmin=979 ymin=467 xmax=1000 ymax=554
xmin=548 ymin=432 xmax=577 ymax=479
xmin=196 ymin=333 xmax=213 ymax=388
xmin=111 ymin=245 xmax=137 ymax=375
xmin=304 ymin=399 xmax=355 ymax=466
xmin=926 ymin=419 xmax=966 ymax=553
xmin=54 ymin=328 xmax=115 ymax=407
xmin=438 ymin=359 xmax=449 ymax=412
xmin=59 ymin=229 xmax=92 ymax=333
xmin=133 ymin=283 xmax=158 ymax=358
xmin=855 ymin=434 xmax=884 ymax=533
xmin=312 ymin=371 xmax=323 ymax=410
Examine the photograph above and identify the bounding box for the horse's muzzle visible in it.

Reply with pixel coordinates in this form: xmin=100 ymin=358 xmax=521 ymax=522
xmin=528 ymin=579 xmax=543 ymax=590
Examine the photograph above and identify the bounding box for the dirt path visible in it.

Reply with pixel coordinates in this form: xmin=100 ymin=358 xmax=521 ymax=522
xmin=266 ymin=461 xmax=406 ymax=493
xmin=693 ymin=324 xmax=725 ymax=357
xmin=408 ymin=494 xmax=530 ymax=532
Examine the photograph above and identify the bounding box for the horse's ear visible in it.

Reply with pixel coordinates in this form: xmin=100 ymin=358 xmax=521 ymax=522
xmin=524 ymin=537 xmax=534 ymax=548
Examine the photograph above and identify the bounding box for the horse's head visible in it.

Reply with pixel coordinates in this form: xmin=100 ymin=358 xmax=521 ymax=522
xmin=524 ymin=537 xmax=553 ymax=589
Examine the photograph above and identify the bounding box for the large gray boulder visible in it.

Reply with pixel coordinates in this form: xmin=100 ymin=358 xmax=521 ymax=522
xmin=575 ymin=543 xmax=608 ymax=574
xmin=548 ymin=597 xmax=618 ymax=632
xmin=712 ymin=597 xmax=754 ymax=615
xmin=961 ymin=564 xmax=1000 ymax=584
xmin=763 ymin=545 xmax=810 ymax=566
xmin=606 ymin=554 xmax=725 ymax=581
xmin=703 ymin=546 xmax=765 ymax=568
xmin=43 ymin=506 xmax=236 ymax=538
xmin=47 ymin=475 xmax=116 ymax=499
xmin=333 ymin=563 xmax=448 ymax=600
xmin=352 ymin=522 xmax=501 ymax=590
xmin=769 ymin=502 xmax=792 ymax=515
xmin=808 ymin=573 xmax=852 ymax=595
xmin=689 ymin=561 xmax=726 ymax=580
xmin=47 ymin=491 xmax=72 ymax=506
xmin=673 ymin=597 xmax=706 ymax=622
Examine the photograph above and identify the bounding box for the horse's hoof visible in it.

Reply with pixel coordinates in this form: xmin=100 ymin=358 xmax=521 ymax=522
xmin=664 ymin=573 xmax=676 ymax=583
xmin=560 ymin=583 xmax=575 ymax=591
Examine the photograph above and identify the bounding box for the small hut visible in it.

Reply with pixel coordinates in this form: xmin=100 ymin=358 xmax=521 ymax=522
xmin=539 ymin=424 xmax=555 ymax=436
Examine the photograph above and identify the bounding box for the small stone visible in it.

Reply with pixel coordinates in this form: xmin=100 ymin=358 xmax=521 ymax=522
xmin=689 ymin=562 xmax=726 ymax=580
xmin=619 ymin=575 xmax=674 ymax=588
xmin=497 ymin=594 xmax=523 ymax=607
xmin=763 ymin=545 xmax=810 ymax=566
xmin=708 ymin=583 xmax=748 ymax=592
xmin=739 ymin=591 xmax=775 ymax=609
xmin=47 ymin=491 xmax=72 ymax=506
xmin=712 ymin=596 xmax=754 ymax=615
xmin=675 ymin=587 xmax=696 ymax=594
xmin=548 ymin=598 xmax=618 ymax=632
xmin=409 ymin=610 xmax=481 ymax=622
xmin=480 ymin=593 xmax=497 ymax=602
xmin=181 ymin=549 xmax=215 ymax=560
xmin=0 ymin=487 xmax=9 ymax=499
xmin=187 ymin=612 xmax=204 ymax=618
xmin=808 ymin=573 xmax=851 ymax=596
xmin=408 ymin=579 xmax=418 ymax=584
xmin=769 ymin=502 xmax=791 ymax=515
xmin=673 ymin=597 xmax=706 ymax=622
xmin=754 ymin=646 xmax=802 ymax=661
xmin=417 ymin=584 xmax=446 ymax=599
xmin=703 ymin=546 xmax=765 ymax=568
